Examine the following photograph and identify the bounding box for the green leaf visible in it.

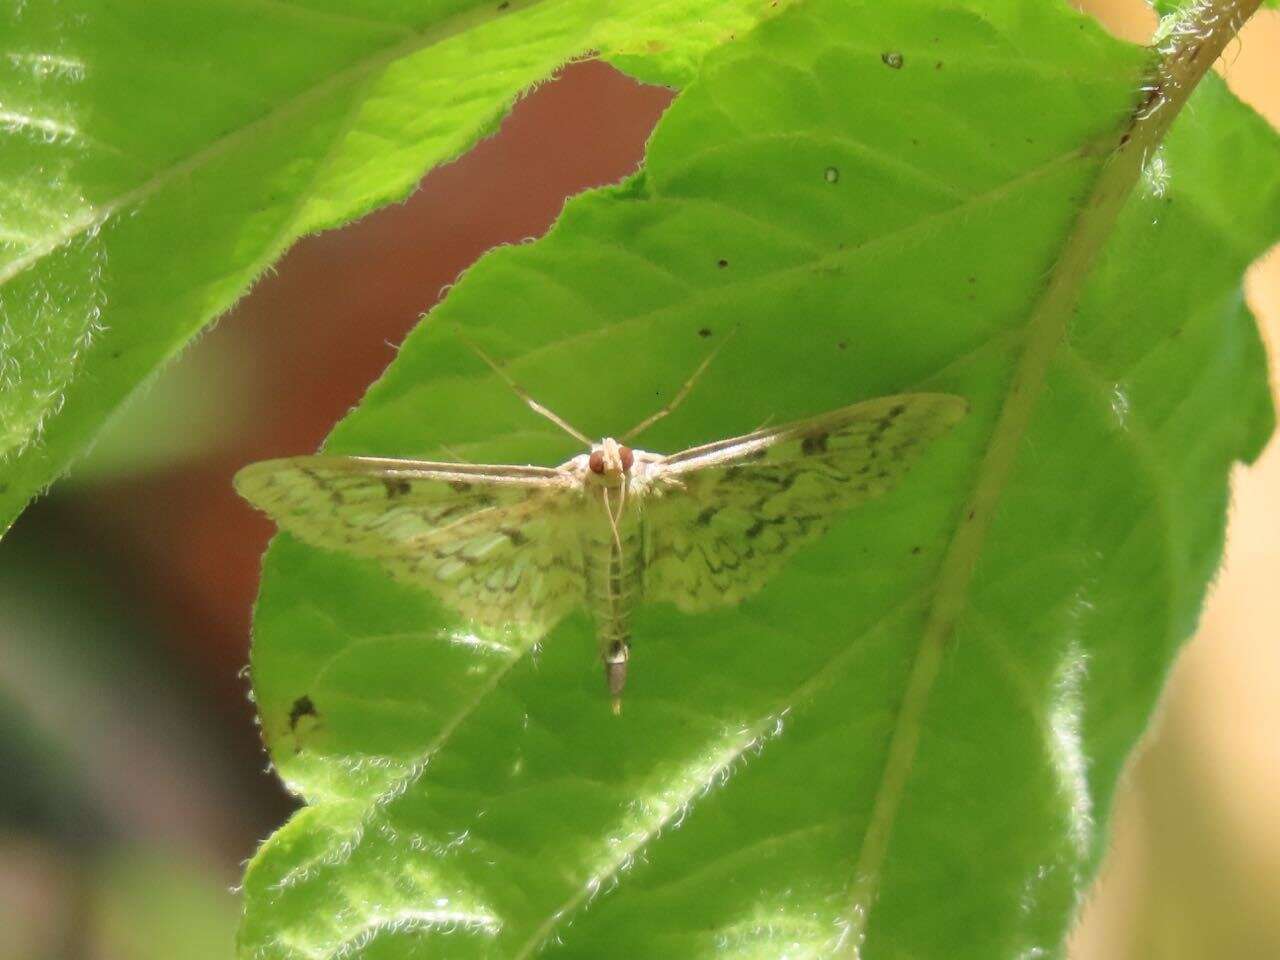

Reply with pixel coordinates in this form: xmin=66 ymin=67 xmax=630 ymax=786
xmin=240 ymin=0 xmax=1280 ymax=956
xmin=0 ymin=0 xmax=778 ymax=534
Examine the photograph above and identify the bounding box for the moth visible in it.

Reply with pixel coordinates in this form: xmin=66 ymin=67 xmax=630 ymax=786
xmin=235 ymin=340 xmax=966 ymax=711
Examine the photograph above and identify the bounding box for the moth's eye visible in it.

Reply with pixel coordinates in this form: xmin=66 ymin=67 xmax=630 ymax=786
xmin=619 ymin=446 xmax=634 ymax=471
xmin=588 ymin=450 xmax=606 ymax=474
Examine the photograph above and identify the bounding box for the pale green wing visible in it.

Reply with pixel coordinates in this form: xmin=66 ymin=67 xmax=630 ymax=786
xmin=235 ymin=456 xmax=586 ymax=637
xmin=642 ymin=394 xmax=967 ymax=612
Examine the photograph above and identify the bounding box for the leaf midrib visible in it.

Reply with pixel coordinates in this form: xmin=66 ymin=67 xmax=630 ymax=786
xmin=837 ymin=2 xmax=1261 ymax=954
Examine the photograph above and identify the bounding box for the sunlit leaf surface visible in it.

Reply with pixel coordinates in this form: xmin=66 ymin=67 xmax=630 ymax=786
xmin=239 ymin=0 xmax=1280 ymax=957
xmin=0 ymin=0 xmax=775 ymax=532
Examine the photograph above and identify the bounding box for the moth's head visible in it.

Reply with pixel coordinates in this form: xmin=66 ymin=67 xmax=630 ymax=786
xmin=588 ymin=437 xmax=634 ymax=480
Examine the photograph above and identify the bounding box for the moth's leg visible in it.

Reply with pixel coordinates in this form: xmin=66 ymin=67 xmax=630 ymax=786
xmin=458 ymin=332 xmax=593 ymax=446
xmin=622 ymin=328 xmax=738 ymax=442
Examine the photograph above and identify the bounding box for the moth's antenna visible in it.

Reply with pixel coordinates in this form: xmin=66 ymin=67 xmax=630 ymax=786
xmin=460 ymin=334 xmax=593 ymax=446
xmin=622 ymin=327 xmax=739 ymax=442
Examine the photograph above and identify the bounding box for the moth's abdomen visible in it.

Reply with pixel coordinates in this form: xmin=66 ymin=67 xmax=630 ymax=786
xmin=582 ymin=524 xmax=643 ymax=640
xmin=581 ymin=512 xmax=644 ymax=701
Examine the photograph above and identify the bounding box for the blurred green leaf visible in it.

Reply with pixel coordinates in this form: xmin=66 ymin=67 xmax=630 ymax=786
xmin=238 ymin=0 xmax=1279 ymax=957
xmin=0 ymin=0 xmax=780 ymax=534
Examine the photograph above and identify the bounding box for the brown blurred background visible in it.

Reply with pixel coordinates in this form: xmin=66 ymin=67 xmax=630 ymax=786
xmin=0 ymin=2 xmax=1275 ymax=956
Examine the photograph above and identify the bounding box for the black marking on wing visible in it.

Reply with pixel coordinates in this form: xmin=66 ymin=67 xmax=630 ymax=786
xmin=383 ymin=478 xmax=411 ymax=498
xmin=801 ymin=432 xmax=829 ymax=456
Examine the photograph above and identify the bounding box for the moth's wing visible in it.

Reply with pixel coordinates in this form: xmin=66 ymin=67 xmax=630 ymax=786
xmin=642 ymin=394 xmax=967 ymax=612
xmin=235 ymin=455 xmax=586 ymax=637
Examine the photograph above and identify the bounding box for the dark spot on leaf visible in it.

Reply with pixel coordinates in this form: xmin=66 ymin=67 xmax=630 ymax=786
xmin=1119 ymin=133 xmax=1131 ymax=145
xmin=698 ymin=327 xmax=713 ymax=338
xmin=289 ymin=695 xmax=317 ymax=730
xmin=967 ymin=510 xmax=976 ymax=521
xmin=383 ymin=478 xmax=411 ymax=498
xmin=935 ymin=61 xmax=943 ymax=69
xmin=450 ymin=480 xmax=472 ymax=492
xmin=717 ymin=258 xmax=729 ymax=268
xmin=696 ymin=506 xmax=718 ymax=526
xmin=911 ymin=546 xmax=922 ymax=555
xmin=801 ymin=432 xmax=829 ymax=455
xmin=502 ymin=527 xmax=528 ymax=546
xmin=497 ymin=1 xmax=509 ymax=8
xmin=881 ymin=51 xmax=904 ymax=69
xmin=837 ymin=340 xmax=847 ymax=350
